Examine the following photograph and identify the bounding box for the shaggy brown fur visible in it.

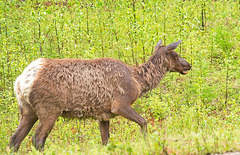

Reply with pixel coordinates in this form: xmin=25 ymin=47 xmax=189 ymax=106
xmin=9 ymin=40 xmax=191 ymax=151
xmin=30 ymin=58 xmax=140 ymax=121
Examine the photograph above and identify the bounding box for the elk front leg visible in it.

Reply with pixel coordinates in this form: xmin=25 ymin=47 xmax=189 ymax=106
xmin=111 ymin=103 xmax=147 ymax=137
xmin=99 ymin=120 xmax=110 ymax=145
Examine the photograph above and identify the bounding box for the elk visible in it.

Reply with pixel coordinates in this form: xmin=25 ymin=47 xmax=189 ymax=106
xmin=9 ymin=39 xmax=191 ymax=151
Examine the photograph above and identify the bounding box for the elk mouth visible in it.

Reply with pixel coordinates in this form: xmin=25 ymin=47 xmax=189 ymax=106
xmin=181 ymin=69 xmax=189 ymax=75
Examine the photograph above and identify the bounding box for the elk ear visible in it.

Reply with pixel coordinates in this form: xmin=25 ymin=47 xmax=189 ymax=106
xmin=155 ymin=39 xmax=162 ymax=50
xmin=167 ymin=40 xmax=182 ymax=51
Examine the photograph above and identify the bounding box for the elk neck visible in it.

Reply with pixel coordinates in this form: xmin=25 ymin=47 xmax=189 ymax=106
xmin=133 ymin=51 xmax=168 ymax=97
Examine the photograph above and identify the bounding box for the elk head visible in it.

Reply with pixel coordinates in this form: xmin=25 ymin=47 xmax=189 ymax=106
xmin=155 ymin=40 xmax=191 ymax=75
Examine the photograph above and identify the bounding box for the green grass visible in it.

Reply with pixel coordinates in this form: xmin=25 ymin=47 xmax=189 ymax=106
xmin=0 ymin=0 xmax=239 ymax=154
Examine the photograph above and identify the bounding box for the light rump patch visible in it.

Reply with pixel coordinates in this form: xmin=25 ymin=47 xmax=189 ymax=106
xmin=14 ymin=58 xmax=45 ymax=106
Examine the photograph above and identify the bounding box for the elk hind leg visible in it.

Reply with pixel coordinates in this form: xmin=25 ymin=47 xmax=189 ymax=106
xmin=32 ymin=113 xmax=59 ymax=151
xmin=10 ymin=103 xmax=38 ymax=152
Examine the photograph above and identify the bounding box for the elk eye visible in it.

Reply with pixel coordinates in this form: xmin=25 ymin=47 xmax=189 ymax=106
xmin=173 ymin=54 xmax=179 ymax=59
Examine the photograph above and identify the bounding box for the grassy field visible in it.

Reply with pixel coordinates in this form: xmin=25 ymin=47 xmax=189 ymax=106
xmin=0 ymin=0 xmax=239 ymax=154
